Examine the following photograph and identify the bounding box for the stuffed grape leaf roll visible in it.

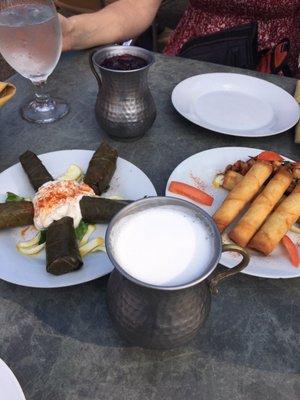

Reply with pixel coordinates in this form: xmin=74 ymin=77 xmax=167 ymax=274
xmin=80 ymin=197 xmax=131 ymax=224
xmin=0 ymin=201 xmax=34 ymax=229
xmin=46 ymin=217 xmax=83 ymax=275
xmin=20 ymin=150 xmax=53 ymax=191
xmin=83 ymin=142 xmax=117 ymax=195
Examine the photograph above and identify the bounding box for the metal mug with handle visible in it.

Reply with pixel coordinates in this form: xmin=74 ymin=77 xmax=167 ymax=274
xmin=105 ymin=196 xmax=250 ymax=349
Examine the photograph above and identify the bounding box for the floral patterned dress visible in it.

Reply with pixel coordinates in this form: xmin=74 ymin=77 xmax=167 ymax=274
xmin=164 ymin=0 xmax=300 ymax=74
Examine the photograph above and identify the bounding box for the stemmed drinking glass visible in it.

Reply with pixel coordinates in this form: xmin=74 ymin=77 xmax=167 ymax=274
xmin=0 ymin=0 xmax=69 ymax=123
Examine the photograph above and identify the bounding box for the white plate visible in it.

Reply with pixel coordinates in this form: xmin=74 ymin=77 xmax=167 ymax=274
xmin=0 ymin=359 xmax=26 ymax=400
xmin=172 ymin=73 xmax=300 ymax=137
xmin=0 ymin=150 xmax=156 ymax=288
xmin=166 ymin=147 xmax=300 ymax=279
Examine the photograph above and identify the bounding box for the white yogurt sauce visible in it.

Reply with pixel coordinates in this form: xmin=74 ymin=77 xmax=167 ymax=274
xmin=109 ymin=205 xmax=215 ymax=287
xmin=33 ymin=180 xmax=95 ymax=230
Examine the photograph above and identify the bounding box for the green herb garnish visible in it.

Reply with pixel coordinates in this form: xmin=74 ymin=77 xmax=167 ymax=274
xmin=75 ymin=220 xmax=89 ymax=241
xmin=6 ymin=192 xmax=25 ymax=202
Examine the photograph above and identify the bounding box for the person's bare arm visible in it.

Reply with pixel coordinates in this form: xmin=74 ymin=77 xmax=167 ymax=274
xmin=61 ymin=0 xmax=162 ymax=51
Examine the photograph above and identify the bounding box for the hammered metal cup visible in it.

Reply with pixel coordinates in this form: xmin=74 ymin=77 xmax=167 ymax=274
xmin=105 ymin=197 xmax=250 ymax=349
xmin=89 ymin=46 xmax=156 ymax=141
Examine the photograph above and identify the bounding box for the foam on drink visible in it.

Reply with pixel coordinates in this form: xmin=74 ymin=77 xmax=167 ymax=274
xmin=109 ymin=205 xmax=216 ymax=287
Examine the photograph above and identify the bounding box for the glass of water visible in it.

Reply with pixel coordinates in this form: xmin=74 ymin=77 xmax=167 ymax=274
xmin=0 ymin=0 xmax=69 ymax=123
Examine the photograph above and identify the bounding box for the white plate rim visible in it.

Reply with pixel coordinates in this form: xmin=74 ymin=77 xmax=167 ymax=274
xmin=165 ymin=146 xmax=300 ymax=279
xmin=171 ymin=73 xmax=300 ymax=137
xmin=0 ymin=359 xmax=26 ymax=400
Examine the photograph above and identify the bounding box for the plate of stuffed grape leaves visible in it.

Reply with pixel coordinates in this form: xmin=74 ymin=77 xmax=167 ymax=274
xmin=166 ymin=146 xmax=300 ymax=279
xmin=0 ymin=142 xmax=156 ymax=288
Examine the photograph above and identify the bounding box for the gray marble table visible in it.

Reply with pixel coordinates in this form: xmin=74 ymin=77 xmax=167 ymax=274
xmin=0 ymin=51 xmax=299 ymax=400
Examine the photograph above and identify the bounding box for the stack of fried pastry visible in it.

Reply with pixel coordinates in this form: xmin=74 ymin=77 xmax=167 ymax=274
xmin=213 ymin=161 xmax=300 ymax=255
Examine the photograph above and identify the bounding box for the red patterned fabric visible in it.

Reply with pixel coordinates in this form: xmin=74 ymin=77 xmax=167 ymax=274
xmin=164 ymin=0 xmax=300 ymax=74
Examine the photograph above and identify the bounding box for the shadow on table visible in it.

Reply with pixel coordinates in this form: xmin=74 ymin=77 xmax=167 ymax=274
xmin=0 ymin=268 xmax=299 ymax=376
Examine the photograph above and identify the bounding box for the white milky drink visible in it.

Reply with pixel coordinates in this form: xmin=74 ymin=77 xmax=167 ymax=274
xmin=109 ymin=205 xmax=216 ymax=287
xmin=0 ymin=3 xmax=61 ymax=82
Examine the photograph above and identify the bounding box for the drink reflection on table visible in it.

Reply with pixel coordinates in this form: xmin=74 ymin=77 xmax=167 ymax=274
xmin=0 ymin=0 xmax=69 ymax=124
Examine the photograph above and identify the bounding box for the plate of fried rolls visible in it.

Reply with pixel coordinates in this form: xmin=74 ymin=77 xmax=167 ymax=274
xmin=166 ymin=147 xmax=300 ymax=278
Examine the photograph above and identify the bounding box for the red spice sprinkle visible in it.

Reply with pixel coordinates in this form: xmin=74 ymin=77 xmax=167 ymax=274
xmin=34 ymin=181 xmax=94 ymax=213
xmin=189 ymin=172 xmax=207 ymax=191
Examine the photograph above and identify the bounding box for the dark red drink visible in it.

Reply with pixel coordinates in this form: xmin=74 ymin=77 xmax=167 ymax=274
xmin=101 ymin=53 xmax=148 ymax=71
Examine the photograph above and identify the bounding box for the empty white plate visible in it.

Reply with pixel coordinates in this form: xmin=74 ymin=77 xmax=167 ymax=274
xmin=172 ymin=73 xmax=299 ymax=137
xmin=0 ymin=359 xmax=26 ymax=400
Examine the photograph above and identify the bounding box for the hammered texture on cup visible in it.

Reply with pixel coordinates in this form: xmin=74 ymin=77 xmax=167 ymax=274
xmin=106 ymin=270 xmax=211 ymax=349
xmin=92 ymin=47 xmax=157 ymax=140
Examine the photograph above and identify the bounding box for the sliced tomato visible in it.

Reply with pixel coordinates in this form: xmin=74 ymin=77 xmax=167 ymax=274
xmin=281 ymin=235 xmax=300 ymax=267
xmin=168 ymin=181 xmax=214 ymax=206
xmin=257 ymin=151 xmax=283 ymax=162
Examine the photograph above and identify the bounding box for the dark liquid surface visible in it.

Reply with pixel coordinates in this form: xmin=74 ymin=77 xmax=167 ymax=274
xmin=101 ymin=54 xmax=148 ymax=71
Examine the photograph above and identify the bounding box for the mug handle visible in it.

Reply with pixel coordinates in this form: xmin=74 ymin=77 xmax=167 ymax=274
xmin=209 ymin=244 xmax=250 ymax=295
xmin=89 ymin=49 xmax=102 ymax=87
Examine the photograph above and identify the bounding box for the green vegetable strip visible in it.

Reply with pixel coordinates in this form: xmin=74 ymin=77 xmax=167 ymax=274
xmin=38 ymin=230 xmax=47 ymax=245
xmin=75 ymin=220 xmax=89 ymax=241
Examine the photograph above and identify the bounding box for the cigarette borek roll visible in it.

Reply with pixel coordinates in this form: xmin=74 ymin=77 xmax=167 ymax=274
xmin=229 ymin=168 xmax=293 ymax=247
xmin=213 ymin=162 xmax=273 ymax=232
xmin=222 ymin=170 xmax=244 ymax=191
xmin=249 ymin=183 xmax=300 ymax=255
